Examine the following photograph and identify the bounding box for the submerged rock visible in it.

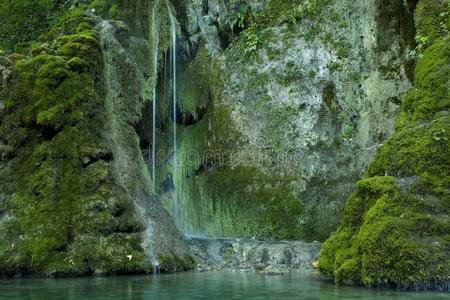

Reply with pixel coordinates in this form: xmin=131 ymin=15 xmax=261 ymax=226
xmin=262 ymin=265 xmax=287 ymax=276
xmin=186 ymin=237 xmax=321 ymax=274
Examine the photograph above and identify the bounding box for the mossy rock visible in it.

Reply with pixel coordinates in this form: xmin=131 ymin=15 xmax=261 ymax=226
xmin=178 ymin=43 xmax=212 ymax=122
xmin=414 ymin=0 xmax=450 ymax=52
xmin=205 ymin=165 xmax=303 ymax=240
xmin=157 ymin=252 xmax=196 ymax=273
xmin=318 ymin=38 xmax=450 ymax=290
xmin=0 ymin=8 xmax=153 ymax=277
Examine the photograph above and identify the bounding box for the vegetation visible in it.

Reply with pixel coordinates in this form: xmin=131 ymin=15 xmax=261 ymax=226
xmin=223 ymin=0 xmax=334 ymax=59
xmin=411 ymin=0 xmax=450 ymax=57
xmin=319 ymin=27 xmax=449 ymax=291
xmin=0 ymin=1 xmax=182 ymax=277
xmin=177 ymin=44 xmax=212 ymax=122
xmin=0 ymin=0 xmax=71 ymax=51
xmin=0 ymin=0 xmax=448 ymax=287
xmin=225 ymin=0 xmax=251 ymax=32
xmin=205 ymin=166 xmax=302 ymax=239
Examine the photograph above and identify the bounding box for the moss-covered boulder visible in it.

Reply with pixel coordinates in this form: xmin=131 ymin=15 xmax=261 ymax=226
xmin=318 ymin=37 xmax=449 ymax=290
xmin=0 ymin=9 xmax=147 ymax=277
xmin=0 ymin=3 xmax=193 ymax=277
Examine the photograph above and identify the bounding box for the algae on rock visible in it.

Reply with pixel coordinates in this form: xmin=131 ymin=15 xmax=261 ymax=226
xmin=318 ymin=0 xmax=449 ymax=289
xmin=318 ymin=34 xmax=449 ymax=290
xmin=0 ymin=1 xmax=193 ymax=277
xmin=156 ymin=0 xmax=417 ymax=241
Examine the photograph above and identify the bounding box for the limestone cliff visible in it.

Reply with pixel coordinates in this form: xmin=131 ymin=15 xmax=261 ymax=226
xmin=319 ymin=0 xmax=449 ymax=290
xmin=152 ymin=0 xmax=416 ymax=241
xmin=0 ymin=0 xmax=448 ymax=287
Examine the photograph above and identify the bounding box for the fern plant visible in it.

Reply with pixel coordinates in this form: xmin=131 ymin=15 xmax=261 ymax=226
xmin=225 ymin=0 xmax=250 ymax=32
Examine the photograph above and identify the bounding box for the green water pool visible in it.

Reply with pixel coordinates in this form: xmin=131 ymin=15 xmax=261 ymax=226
xmin=0 ymin=271 xmax=448 ymax=299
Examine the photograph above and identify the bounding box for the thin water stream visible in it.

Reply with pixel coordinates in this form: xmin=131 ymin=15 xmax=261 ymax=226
xmin=165 ymin=0 xmax=180 ymax=229
xmin=152 ymin=88 xmax=156 ymax=191
xmin=150 ymin=0 xmax=160 ymax=191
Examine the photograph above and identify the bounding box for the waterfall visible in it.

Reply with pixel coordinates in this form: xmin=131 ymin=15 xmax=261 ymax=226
xmin=150 ymin=1 xmax=160 ymax=192
xmin=164 ymin=51 xmax=167 ymax=101
xmin=167 ymin=2 xmax=177 ymax=168
xmin=152 ymin=88 xmax=156 ymax=191
xmin=166 ymin=0 xmax=180 ymax=228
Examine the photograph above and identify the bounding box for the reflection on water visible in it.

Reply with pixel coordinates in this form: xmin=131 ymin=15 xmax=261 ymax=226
xmin=0 ymin=271 xmax=448 ymax=300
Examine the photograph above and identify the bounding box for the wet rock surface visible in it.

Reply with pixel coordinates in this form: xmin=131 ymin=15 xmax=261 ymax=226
xmin=186 ymin=237 xmax=321 ymax=275
xmin=162 ymin=0 xmax=416 ymax=241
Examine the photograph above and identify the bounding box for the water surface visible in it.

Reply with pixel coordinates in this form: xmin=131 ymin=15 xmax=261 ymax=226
xmin=0 ymin=271 xmax=447 ymax=299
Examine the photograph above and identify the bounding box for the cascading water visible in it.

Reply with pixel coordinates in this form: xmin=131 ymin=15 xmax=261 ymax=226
xmin=150 ymin=1 xmax=160 ymax=192
xmin=167 ymin=2 xmax=177 ymax=169
xmin=165 ymin=0 xmax=180 ymax=230
xmin=152 ymin=88 xmax=156 ymax=191
xmin=164 ymin=51 xmax=167 ymax=101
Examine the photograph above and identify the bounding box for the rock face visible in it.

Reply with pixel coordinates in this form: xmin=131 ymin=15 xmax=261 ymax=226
xmin=0 ymin=0 xmax=447 ymax=286
xmin=319 ymin=0 xmax=450 ymax=290
xmin=186 ymin=237 xmax=321 ymax=274
xmin=319 ymin=37 xmax=449 ymax=291
xmin=0 ymin=1 xmax=193 ymax=277
xmin=99 ymin=16 xmax=192 ymax=273
xmin=154 ymin=0 xmax=415 ymax=241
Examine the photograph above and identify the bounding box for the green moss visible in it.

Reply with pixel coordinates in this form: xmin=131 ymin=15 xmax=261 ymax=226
xmin=264 ymin=0 xmax=332 ymax=26
xmin=14 ymin=42 xmax=34 ymax=56
xmin=178 ymin=43 xmax=211 ymax=122
xmin=67 ymin=57 xmax=90 ymax=73
xmin=0 ymin=9 xmax=154 ymax=277
xmin=414 ymin=0 xmax=450 ymax=53
xmin=0 ymin=1 xmax=71 ymax=51
xmin=222 ymin=246 xmax=234 ymax=262
xmin=7 ymin=53 xmax=27 ymax=63
xmin=206 ymin=166 xmax=302 ymax=240
xmin=30 ymin=43 xmax=51 ymax=57
xmin=46 ymin=9 xmax=97 ymax=40
xmin=368 ymin=118 xmax=449 ymax=195
xmin=89 ymin=0 xmax=110 ymax=16
xmin=167 ymin=82 xmax=302 ymax=239
xmin=54 ymin=34 xmax=102 ymax=76
xmin=341 ymin=177 xmax=399 ymax=227
xmin=320 ymin=176 xmax=449 ymax=288
xmin=318 ymin=38 xmax=450 ymax=290
xmin=368 ymin=39 xmax=450 ymax=195
xmin=322 ymin=81 xmax=336 ymax=109
xmin=157 ymin=252 xmax=195 ymax=273
xmin=108 ymin=4 xmax=120 ymax=19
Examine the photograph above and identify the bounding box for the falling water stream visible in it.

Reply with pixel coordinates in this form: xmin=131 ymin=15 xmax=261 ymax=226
xmin=167 ymin=2 xmax=177 ymax=170
xmin=152 ymin=88 xmax=156 ymax=191
xmin=165 ymin=0 xmax=180 ymax=229
xmin=150 ymin=0 xmax=161 ymax=192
